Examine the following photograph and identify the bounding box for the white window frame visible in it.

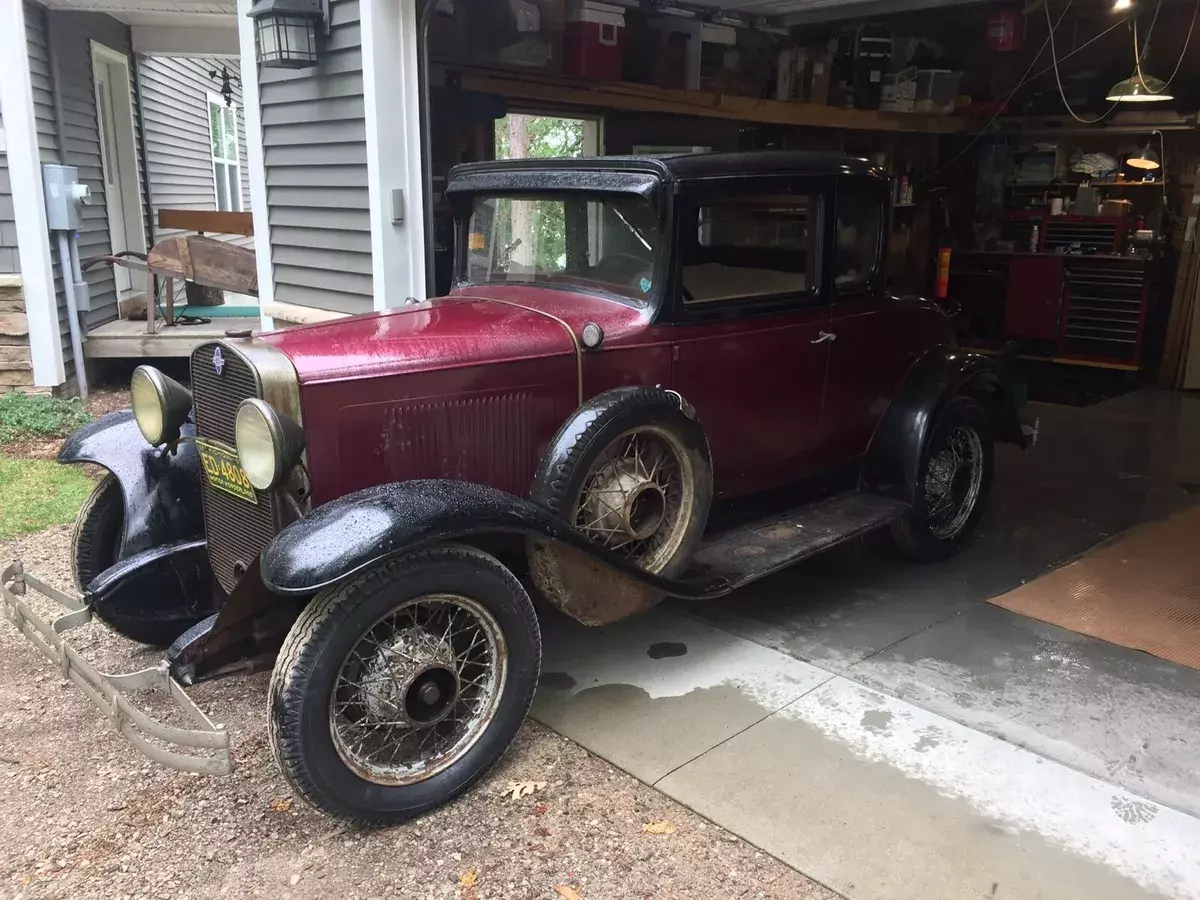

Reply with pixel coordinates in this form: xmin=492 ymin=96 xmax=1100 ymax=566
xmin=207 ymin=91 xmax=242 ymax=212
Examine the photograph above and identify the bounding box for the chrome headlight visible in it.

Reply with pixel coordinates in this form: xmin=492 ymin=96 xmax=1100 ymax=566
xmin=234 ymin=398 xmax=305 ymax=491
xmin=131 ymin=366 xmax=192 ymax=446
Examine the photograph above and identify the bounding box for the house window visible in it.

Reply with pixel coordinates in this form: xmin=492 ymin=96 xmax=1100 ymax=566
xmin=208 ymin=94 xmax=241 ymax=212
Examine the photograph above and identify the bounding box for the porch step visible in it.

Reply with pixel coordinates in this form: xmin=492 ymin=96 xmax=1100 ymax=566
xmin=687 ymin=492 xmax=910 ymax=589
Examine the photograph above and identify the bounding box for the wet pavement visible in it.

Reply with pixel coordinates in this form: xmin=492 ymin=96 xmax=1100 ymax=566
xmin=531 ymin=388 xmax=1200 ymax=900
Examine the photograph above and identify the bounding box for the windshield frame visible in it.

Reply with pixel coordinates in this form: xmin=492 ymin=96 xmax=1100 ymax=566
xmin=451 ymin=189 xmax=669 ymax=311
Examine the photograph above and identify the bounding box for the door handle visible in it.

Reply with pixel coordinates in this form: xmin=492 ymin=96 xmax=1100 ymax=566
xmin=811 ymin=331 xmax=837 ymax=344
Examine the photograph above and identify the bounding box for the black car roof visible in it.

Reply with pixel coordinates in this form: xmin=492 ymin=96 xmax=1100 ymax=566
xmin=449 ymin=150 xmax=884 ymax=187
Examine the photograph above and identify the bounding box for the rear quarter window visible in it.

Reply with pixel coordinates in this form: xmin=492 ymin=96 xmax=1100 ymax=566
xmin=682 ymin=195 xmax=819 ymax=306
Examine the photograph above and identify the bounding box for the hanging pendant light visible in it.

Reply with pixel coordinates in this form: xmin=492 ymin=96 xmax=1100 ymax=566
xmin=1126 ymin=130 xmax=1165 ymax=176
xmin=1107 ymin=16 xmax=1173 ymax=102
xmin=1125 ymin=144 xmax=1160 ymax=169
xmin=1125 ymin=143 xmax=1161 ymax=169
xmin=1106 ymin=71 xmax=1173 ymax=102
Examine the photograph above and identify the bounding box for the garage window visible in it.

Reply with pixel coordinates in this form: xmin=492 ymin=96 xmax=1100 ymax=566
xmin=682 ymin=195 xmax=818 ymax=305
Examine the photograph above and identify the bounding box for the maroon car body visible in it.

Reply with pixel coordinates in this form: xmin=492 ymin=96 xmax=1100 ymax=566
xmin=260 ymin=151 xmax=955 ymax=509
xmin=16 ymin=151 xmax=1024 ymax=824
xmin=263 ymin=282 xmax=949 ymax=505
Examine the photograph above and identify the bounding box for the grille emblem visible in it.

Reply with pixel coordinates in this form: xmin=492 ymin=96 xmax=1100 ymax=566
xmin=213 ymin=346 xmax=225 ymax=376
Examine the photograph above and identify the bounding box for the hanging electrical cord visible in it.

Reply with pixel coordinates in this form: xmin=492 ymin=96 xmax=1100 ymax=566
xmin=1137 ymin=0 xmax=1165 ymax=67
xmin=1136 ymin=0 xmax=1198 ymax=92
xmin=1046 ymin=0 xmax=1122 ymax=124
xmin=923 ymin=0 xmax=1078 ymax=182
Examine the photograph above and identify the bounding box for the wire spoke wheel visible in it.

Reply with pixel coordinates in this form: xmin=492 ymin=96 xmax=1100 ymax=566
xmin=329 ymin=593 xmax=506 ymax=786
xmin=572 ymin=425 xmax=695 ymax=573
xmin=923 ymin=425 xmax=984 ymax=540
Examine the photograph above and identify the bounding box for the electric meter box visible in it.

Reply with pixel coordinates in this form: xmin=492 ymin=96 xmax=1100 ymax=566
xmin=42 ymin=164 xmax=91 ymax=231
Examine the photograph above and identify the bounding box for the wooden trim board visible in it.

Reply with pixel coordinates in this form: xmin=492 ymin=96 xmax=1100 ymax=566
xmin=157 ymin=209 xmax=254 ymax=236
xmin=445 ymin=66 xmax=973 ymax=135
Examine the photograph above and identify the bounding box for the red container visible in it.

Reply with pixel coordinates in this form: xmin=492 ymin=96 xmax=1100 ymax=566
xmin=986 ymin=10 xmax=1021 ymax=52
xmin=564 ymin=2 xmax=624 ymax=81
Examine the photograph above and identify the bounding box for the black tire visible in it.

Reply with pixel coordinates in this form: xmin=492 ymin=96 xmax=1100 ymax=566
xmin=530 ymin=386 xmax=712 ymax=578
xmin=891 ymin=394 xmax=993 ymax=562
xmin=72 ymin=472 xmax=124 ymax=591
xmin=268 ymin=545 xmax=541 ymax=826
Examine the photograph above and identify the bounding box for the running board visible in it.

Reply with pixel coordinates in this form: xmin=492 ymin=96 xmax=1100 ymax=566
xmin=687 ymin=492 xmax=910 ymax=590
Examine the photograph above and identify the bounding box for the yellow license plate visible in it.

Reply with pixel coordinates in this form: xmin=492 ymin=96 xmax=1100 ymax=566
xmin=196 ymin=440 xmax=258 ymax=504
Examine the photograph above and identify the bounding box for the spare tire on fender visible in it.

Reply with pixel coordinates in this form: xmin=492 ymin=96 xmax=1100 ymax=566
xmin=528 ymin=387 xmax=712 ymax=625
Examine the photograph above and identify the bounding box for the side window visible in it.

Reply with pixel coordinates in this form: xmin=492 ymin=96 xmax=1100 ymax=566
xmin=835 ymin=186 xmax=883 ymax=292
xmin=207 ymin=93 xmax=242 ymax=212
xmin=681 ymin=194 xmax=818 ymax=306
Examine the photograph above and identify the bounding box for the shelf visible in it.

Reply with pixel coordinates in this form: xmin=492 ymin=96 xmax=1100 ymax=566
xmin=1005 ymin=180 xmax=1164 ymax=188
xmin=995 ymin=110 xmax=1199 ymax=135
xmin=441 ymin=65 xmax=973 ymax=135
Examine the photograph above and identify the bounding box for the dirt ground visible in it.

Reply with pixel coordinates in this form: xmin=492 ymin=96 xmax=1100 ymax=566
xmin=0 ymin=526 xmax=835 ymax=900
xmin=0 ymin=387 xmax=131 ymax=461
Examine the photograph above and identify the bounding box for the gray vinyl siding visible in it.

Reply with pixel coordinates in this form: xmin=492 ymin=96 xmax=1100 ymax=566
xmin=138 ymin=55 xmax=253 ymax=249
xmin=260 ymin=0 xmax=372 ymax=314
xmin=35 ymin=7 xmax=133 ymax=381
xmin=139 ymin=56 xmax=253 ymax=308
xmin=0 ymin=107 xmax=16 ymax=274
xmin=27 ymin=3 xmax=60 ymax=167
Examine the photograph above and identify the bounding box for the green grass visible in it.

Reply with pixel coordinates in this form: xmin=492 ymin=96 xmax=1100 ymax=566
xmin=0 ymin=454 xmax=94 ymax=540
xmin=0 ymin=392 xmax=93 ymax=445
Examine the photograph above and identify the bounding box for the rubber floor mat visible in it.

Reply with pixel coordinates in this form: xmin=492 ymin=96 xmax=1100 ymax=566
xmin=990 ymin=505 xmax=1200 ymax=669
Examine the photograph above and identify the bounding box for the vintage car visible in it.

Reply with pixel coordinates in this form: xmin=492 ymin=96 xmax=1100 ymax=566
xmin=2 ymin=151 xmax=1025 ymax=825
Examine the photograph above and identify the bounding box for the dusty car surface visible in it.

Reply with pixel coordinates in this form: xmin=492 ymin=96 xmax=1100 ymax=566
xmin=2 ymin=151 xmax=1025 ymax=825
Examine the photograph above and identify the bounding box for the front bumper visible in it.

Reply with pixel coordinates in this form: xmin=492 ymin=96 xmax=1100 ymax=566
xmin=1 ymin=561 xmax=231 ymax=775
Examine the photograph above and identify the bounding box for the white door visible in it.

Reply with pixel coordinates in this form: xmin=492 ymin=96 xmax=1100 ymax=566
xmin=95 ymin=59 xmax=132 ymax=293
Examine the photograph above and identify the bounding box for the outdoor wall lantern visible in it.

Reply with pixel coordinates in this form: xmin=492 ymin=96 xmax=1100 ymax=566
xmin=248 ymin=0 xmax=328 ymax=69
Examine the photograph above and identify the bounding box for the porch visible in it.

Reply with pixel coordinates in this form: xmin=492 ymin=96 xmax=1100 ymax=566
xmin=0 ymin=0 xmax=265 ymax=390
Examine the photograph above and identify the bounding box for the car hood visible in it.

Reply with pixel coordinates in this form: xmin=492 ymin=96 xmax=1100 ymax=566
xmin=259 ymin=295 xmax=578 ymax=384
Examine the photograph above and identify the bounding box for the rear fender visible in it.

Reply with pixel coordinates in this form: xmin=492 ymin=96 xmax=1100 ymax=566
xmin=863 ymin=348 xmax=1025 ymax=506
xmin=259 ymin=480 xmax=728 ymax=625
xmin=59 ymin=411 xmax=203 ymax=557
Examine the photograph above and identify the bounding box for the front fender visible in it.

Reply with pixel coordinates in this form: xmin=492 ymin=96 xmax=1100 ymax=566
xmin=863 ymin=348 xmax=1025 ymax=506
xmin=59 ymin=410 xmax=203 ymax=558
xmin=260 ymin=479 xmax=727 ymax=604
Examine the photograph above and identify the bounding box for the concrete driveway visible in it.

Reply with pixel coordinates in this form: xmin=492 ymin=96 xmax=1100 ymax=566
xmin=531 ymin=390 xmax=1200 ymax=900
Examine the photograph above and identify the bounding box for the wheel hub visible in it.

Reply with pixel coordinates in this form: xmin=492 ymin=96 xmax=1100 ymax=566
xmin=582 ymin=459 xmax=668 ymax=542
xmin=924 ymin=426 xmax=984 ymax=539
xmin=360 ymin=628 xmax=460 ymax=727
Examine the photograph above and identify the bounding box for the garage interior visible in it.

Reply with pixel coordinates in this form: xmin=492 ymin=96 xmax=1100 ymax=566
xmin=420 ymin=0 xmax=1200 ymax=889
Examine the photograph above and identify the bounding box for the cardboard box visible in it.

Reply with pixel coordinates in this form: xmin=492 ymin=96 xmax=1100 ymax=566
xmin=776 ymin=42 xmax=833 ymax=104
xmin=879 ymin=67 xmax=917 ymax=112
xmin=1101 ymin=198 xmax=1133 ymax=217
xmin=803 ymin=43 xmax=833 ymax=105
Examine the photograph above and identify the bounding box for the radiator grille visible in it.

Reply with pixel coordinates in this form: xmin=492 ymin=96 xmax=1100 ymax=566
xmin=191 ymin=341 xmax=285 ymax=594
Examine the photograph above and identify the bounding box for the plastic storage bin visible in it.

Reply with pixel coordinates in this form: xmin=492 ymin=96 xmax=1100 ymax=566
xmin=564 ymin=1 xmax=624 ymax=81
xmin=914 ymin=69 xmax=961 ymax=114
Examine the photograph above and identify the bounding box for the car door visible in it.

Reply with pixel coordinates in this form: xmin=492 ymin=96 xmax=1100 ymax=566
xmin=819 ymin=176 xmax=919 ymax=464
xmin=668 ymin=176 xmax=835 ymax=499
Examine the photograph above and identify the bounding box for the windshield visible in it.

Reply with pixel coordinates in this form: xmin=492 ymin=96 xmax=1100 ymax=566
xmin=461 ymin=193 xmax=661 ymax=304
